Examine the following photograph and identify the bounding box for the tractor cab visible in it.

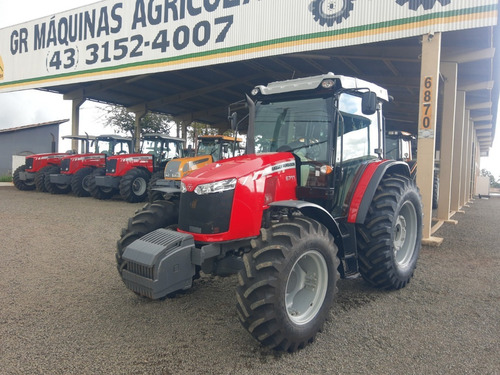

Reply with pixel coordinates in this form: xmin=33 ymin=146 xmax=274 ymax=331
xmin=385 ymin=130 xmax=416 ymax=162
xmin=148 ymin=135 xmax=243 ymax=201
xmin=246 ymin=73 xmax=388 ymax=216
xmin=93 ymin=134 xmax=133 ymax=156
xmin=141 ymin=133 xmax=185 ymax=171
xmin=62 ymin=134 xmax=96 ymax=154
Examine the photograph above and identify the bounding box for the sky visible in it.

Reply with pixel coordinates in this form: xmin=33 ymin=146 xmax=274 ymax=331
xmin=1 ymin=0 xmax=499 ymax=178
xmin=0 ymin=0 xmax=110 ymax=152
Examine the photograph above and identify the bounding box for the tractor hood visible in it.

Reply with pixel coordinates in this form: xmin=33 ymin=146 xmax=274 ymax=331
xmin=182 ymin=153 xmax=296 ymax=191
xmin=106 ymin=153 xmax=151 ymax=161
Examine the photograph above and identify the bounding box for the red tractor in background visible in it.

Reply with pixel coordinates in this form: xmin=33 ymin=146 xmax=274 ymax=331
xmin=45 ymin=134 xmax=132 ymax=196
xmin=116 ymin=73 xmax=423 ymax=352
xmin=148 ymin=134 xmax=244 ymax=202
xmin=12 ymin=134 xmax=92 ymax=192
xmin=89 ymin=133 xmax=185 ymax=203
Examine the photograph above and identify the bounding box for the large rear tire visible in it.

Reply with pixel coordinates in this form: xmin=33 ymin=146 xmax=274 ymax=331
xmin=89 ymin=168 xmax=116 ymax=200
xmin=116 ymin=200 xmax=179 ymax=275
xmin=35 ymin=166 xmax=53 ymax=192
xmin=45 ymin=166 xmax=72 ymax=194
xmin=13 ymin=165 xmax=36 ymax=191
xmin=119 ymin=168 xmax=150 ymax=203
xmin=236 ymin=216 xmax=339 ymax=352
xmin=71 ymin=167 xmax=93 ymax=197
xmin=356 ymin=173 xmax=422 ymax=290
xmin=432 ymin=174 xmax=439 ymax=209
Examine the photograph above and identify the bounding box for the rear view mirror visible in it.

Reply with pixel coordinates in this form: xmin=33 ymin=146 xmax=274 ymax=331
xmin=229 ymin=112 xmax=238 ymax=131
xmin=361 ymin=92 xmax=377 ymax=115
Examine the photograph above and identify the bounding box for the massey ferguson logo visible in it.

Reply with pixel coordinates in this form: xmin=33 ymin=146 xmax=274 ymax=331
xmin=310 ymin=0 xmax=452 ymax=27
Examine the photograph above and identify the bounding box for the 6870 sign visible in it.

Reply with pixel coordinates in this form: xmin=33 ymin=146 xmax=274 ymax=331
xmin=45 ymin=15 xmax=233 ymax=72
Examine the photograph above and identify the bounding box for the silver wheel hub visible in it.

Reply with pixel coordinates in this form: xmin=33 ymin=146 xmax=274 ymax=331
xmin=132 ymin=178 xmax=147 ymax=195
xmin=393 ymin=201 xmax=418 ymax=268
xmin=285 ymin=250 xmax=328 ymax=325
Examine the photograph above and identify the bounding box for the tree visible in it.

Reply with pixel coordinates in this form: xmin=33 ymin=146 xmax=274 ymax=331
xmin=480 ymin=169 xmax=500 ymax=188
xmin=101 ymin=105 xmax=174 ymax=136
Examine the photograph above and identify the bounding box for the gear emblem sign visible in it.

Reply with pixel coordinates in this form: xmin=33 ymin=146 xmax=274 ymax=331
xmin=310 ymin=0 xmax=452 ymax=27
xmin=395 ymin=0 xmax=451 ymax=10
xmin=309 ymin=0 xmax=355 ymax=26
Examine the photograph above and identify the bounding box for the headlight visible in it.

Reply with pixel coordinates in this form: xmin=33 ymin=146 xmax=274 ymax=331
xmin=180 ymin=181 xmax=187 ymax=193
xmin=194 ymin=178 xmax=237 ymax=195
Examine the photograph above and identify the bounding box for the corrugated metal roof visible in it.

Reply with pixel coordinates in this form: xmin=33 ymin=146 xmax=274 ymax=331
xmin=0 ymin=119 xmax=69 ymax=134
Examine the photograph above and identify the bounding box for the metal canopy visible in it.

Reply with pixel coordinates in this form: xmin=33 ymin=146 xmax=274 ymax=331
xmin=42 ymin=27 xmax=499 ymax=155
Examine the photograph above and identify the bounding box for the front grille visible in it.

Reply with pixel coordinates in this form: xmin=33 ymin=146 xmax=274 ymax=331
xmin=106 ymin=159 xmax=117 ymax=174
xmin=125 ymin=261 xmax=154 ymax=280
xmin=60 ymin=159 xmax=71 ymax=172
xmin=178 ymin=190 xmax=233 ymax=234
xmin=26 ymin=158 xmax=33 ymax=169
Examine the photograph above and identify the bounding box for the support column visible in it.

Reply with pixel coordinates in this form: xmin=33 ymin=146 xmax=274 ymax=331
xmin=450 ymin=92 xmax=465 ymax=213
xmin=133 ymin=109 xmax=147 ymax=153
xmin=465 ymin=119 xmax=474 ymax=202
xmin=71 ymin=97 xmax=85 ymax=152
xmin=460 ymin=112 xmax=471 ymax=207
xmin=416 ymin=33 xmax=442 ymax=246
xmin=436 ymin=62 xmax=457 ymax=223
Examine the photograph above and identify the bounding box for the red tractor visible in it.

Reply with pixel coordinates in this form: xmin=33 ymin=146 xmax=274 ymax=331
xmin=89 ymin=133 xmax=185 ymax=203
xmin=117 ymin=73 xmax=423 ymax=351
xmin=12 ymin=138 xmax=83 ymax=192
xmin=45 ymin=134 xmax=132 ymax=196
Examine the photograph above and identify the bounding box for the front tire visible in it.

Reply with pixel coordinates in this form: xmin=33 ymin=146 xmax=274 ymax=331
xmin=45 ymin=166 xmax=72 ymax=194
xmin=119 ymin=168 xmax=150 ymax=203
xmin=89 ymin=168 xmax=116 ymax=200
xmin=35 ymin=166 xmax=53 ymax=192
xmin=13 ymin=165 xmax=35 ymax=191
xmin=356 ymin=174 xmax=422 ymax=290
xmin=71 ymin=167 xmax=93 ymax=197
xmin=116 ymin=200 xmax=179 ymax=275
xmin=236 ymin=216 xmax=339 ymax=352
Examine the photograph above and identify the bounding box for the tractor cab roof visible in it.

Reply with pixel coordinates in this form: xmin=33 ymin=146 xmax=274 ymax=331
xmin=387 ymin=130 xmax=416 ymax=141
xmin=95 ymin=134 xmax=132 ymax=142
xmin=62 ymin=134 xmax=96 ymax=141
xmin=143 ymin=133 xmax=185 ymax=143
xmin=199 ymin=135 xmax=243 ymax=143
xmin=253 ymin=72 xmax=389 ymax=102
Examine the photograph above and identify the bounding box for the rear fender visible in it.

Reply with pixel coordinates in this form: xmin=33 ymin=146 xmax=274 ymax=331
xmin=347 ymin=160 xmax=410 ymax=224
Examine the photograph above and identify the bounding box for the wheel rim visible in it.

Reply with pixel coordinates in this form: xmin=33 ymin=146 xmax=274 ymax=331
xmin=393 ymin=200 xmax=418 ymax=268
xmin=320 ymin=0 xmax=345 ymax=17
xmin=132 ymin=177 xmax=147 ymax=195
xmin=285 ymin=250 xmax=328 ymax=325
xmin=82 ymin=175 xmax=92 ymax=192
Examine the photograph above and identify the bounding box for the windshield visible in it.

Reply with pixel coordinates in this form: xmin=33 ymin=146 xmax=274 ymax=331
xmin=96 ymin=139 xmax=130 ymax=155
xmin=143 ymin=140 xmax=183 ymax=161
xmin=253 ymin=97 xmax=331 ymax=163
xmin=197 ymin=140 xmax=220 ymax=158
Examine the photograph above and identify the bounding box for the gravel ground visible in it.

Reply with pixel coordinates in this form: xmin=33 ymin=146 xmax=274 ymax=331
xmin=1 ymin=185 xmax=499 ymax=375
